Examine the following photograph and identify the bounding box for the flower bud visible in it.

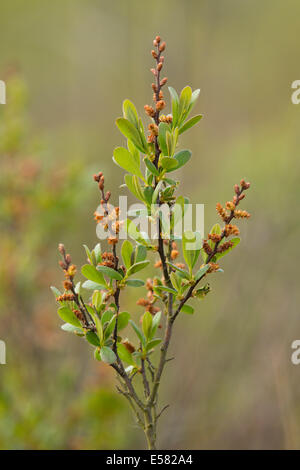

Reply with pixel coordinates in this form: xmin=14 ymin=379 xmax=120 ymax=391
xmin=156 ymin=100 xmax=165 ymax=111
xmin=65 ymin=254 xmax=72 ymax=264
xmin=58 ymin=243 xmax=65 ymax=256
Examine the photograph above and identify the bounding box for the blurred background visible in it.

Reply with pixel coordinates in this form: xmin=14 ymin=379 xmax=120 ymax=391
xmin=0 ymin=0 xmax=300 ymax=449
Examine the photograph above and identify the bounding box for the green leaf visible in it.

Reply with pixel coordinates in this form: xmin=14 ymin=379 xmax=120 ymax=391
xmin=181 ymin=304 xmax=194 ymax=314
xmin=51 ymin=286 xmax=61 ymax=300
xmin=94 ymin=313 xmax=104 ymax=344
xmin=161 ymin=156 xmax=178 ymax=171
xmin=113 ymin=147 xmax=143 ymax=179
xmin=127 ymin=260 xmax=150 ymax=276
xmin=83 ymin=244 xmax=94 ymax=265
xmin=57 ymin=307 xmax=81 ymax=328
xmin=117 ymin=311 xmax=130 ymax=330
xmin=86 ymin=331 xmax=100 ymax=347
xmin=101 ymin=310 xmax=114 ymax=325
xmin=150 ymin=311 xmax=161 ymax=339
xmin=92 ymin=290 xmax=102 ymax=311
xmin=123 ymin=99 xmax=139 ymax=128
xmin=171 ymin=195 xmax=186 ymax=228
xmin=178 ymin=86 xmax=192 ymax=125
xmin=61 ymin=323 xmax=84 ymax=335
xmin=100 ymin=346 xmax=117 ymax=364
xmin=194 ymin=264 xmax=210 ymax=281
xmin=116 ymin=118 xmax=146 ymax=153
xmin=126 ymin=219 xmax=150 ymax=247
xmin=194 ymin=283 xmax=211 ymax=299
xmin=97 ymin=265 xmax=123 ymax=281
xmin=104 ymin=315 xmax=116 ymax=339
xmin=143 ymin=186 xmax=154 ymax=206
xmin=117 ymin=343 xmax=135 ymax=365
xmin=144 ymin=157 xmax=159 ymax=176
xmin=146 ymin=338 xmax=162 ymax=351
xmin=179 ymin=115 xmax=202 ymax=135
xmin=128 ymin=139 xmax=140 ymax=166
xmin=166 ymin=262 xmax=190 ymax=279
xmin=151 ymin=180 xmax=164 ymax=204
xmin=142 ymin=311 xmax=153 ymax=340
xmin=135 ymin=245 xmax=147 ymax=263
xmin=82 ymin=280 xmax=105 ymax=291
xmin=158 ymin=122 xmax=170 ymax=156
xmin=126 ymin=279 xmax=145 ymax=287
xmin=215 ymin=237 xmax=240 ymax=260
xmin=154 ymin=285 xmax=177 ymax=295
xmin=81 ymin=264 xmax=106 ymax=286
xmin=121 ymin=240 xmax=133 ymax=269
xmin=74 ymin=282 xmax=81 ymax=296
xmin=124 ymin=174 xmax=145 ymax=203
xmin=129 ymin=320 xmax=146 ymax=346
xmin=94 ymin=348 xmax=101 ymax=361
xmin=168 ymin=87 xmax=179 ymax=128
xmin=210 ymin=223 xmax=222 ymax=235
xmin=189 ymin=88 xmax=201 ymax=112
xmin=172 ymin=150 xmax=192 ymax=171
xmin=94 ymin=243 xmax=102 ymax=264
xmin=182 ymin=231 xmax=202 ymax=271
xmin=170 ymin=272 xmax=181 ymax=291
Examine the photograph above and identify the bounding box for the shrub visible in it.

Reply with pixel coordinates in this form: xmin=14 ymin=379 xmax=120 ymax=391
xmin=52 ymin=35 xmax=251 ymax=449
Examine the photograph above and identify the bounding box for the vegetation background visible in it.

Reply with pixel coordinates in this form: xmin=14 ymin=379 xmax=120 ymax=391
xmin=0 ymin=0 xmax=300 ymax=449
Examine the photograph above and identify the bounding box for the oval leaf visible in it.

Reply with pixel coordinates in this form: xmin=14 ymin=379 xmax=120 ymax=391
xmin=100 ymin=346 xmax=117 ymax=364
xmin=57 ymin=307 xmax=81 ymax=328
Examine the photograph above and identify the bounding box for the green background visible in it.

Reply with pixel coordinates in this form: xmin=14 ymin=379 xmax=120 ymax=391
xmin=0 ymin=0 xmax=300 ymax=449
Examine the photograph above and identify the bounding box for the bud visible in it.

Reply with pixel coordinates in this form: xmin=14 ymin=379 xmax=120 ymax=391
xmin=58 ymin=243 xmax=65 ymax=256
xmin=160 ymin=77 xmax=168 ymax=87
xmin=65 ymin=253 xmax=72 ymax=264
xmin=151 ymin=50 xmax=157 ymax=59
xmin=105 ymin=191 xmax=111 ymax=201
xmin=108 ymin=237 xmax=118 ymax=245
xmin=156 ymin=100 xmax=165 ymax=111
xmin=73 ymin=309 xmax=85 ymax=323
xmin=225 ymin=201 xmax=235 ymax=211
xmin=63 ymin=280 xmax=73 ymax=291
xmin=159 ymin=42 xmax=166 ymax=52
xmin=122 ymin=339 xmax=136 ymax=354
xmin=240 ymin=179 xmax=250 ymax=190
xmin=120 ymin=265 xmax=126 ymax=275
xmin=150 ymin=68 xmax=157 ymax=76
xmin=234 ymin=184 xmax=239 ymax=194
xmin=93 ymin=173 xmax=100 ymax=182
xmin=157 ymin=62 xmax=163 ymax=71
xmin=155 ymin=35 xmax=161 ymax=44
xmin=144 ymin=104 xmax=156 ymax=117
xmin=68 ymin=264 xmax=77 ymax=277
